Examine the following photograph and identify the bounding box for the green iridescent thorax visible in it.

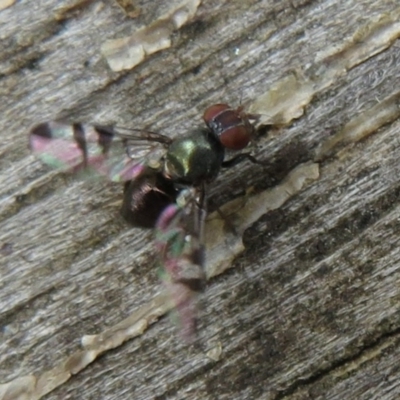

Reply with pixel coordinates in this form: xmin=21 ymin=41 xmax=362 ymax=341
xmin=164 ymin=128 xmax=224 ymax=185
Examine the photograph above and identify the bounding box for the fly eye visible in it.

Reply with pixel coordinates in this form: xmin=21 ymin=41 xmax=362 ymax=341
xmin=219 ymin=126 xmax=251 ymax=150
xmin=203 ymin=103 xmax=253 ymax=150
xmin=203 ymin=103 xmax=230 ymax=127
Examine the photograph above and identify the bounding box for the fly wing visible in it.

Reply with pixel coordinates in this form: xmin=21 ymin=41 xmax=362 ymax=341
xmin=154 ymin=188 xmax=207 ymax=340
xmin=29 ymin=121 xmax=171 ymax=182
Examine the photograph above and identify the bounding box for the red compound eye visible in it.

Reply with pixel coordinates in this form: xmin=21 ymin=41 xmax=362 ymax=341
xmin=203 ymin=104 xmax=253 ymax=150
xmin=203 ymin=103 xmax=230 ymax=125
xmin=218 ymin=125 xmax=251 ymax=150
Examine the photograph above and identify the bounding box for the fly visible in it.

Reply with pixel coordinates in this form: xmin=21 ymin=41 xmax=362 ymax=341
xmin=29 ymin=103 xmax=257 ymax=339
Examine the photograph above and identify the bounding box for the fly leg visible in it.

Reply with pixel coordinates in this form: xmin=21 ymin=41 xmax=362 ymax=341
xmin=221 ymin=153 xmax=262 ymax=168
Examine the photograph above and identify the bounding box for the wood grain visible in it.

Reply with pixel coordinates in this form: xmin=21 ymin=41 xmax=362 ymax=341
xmin=1 ymin=0 xmax=400 ymax=399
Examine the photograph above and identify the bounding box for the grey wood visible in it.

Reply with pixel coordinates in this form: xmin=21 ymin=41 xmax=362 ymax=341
xmin=1 ymin=0 xmax=400 ymax=399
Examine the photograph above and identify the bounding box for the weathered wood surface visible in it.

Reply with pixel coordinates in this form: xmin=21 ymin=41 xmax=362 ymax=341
xmin=1 ymin=0 xmax=400 ymax=399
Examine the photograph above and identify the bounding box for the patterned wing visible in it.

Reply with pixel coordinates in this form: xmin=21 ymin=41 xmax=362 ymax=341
xmin=29 ymin=121 xmax=171 ymax=182
xmin=154 ymin=188 xmax=207 ymax=340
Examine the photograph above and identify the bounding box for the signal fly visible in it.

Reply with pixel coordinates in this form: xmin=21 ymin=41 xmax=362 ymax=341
xmin=29 ymin=103 xmax=258 ymax=339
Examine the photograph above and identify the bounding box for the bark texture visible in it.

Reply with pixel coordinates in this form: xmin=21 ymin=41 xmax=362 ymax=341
xmin=1 ymin=0 xmax=400 ymax=399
